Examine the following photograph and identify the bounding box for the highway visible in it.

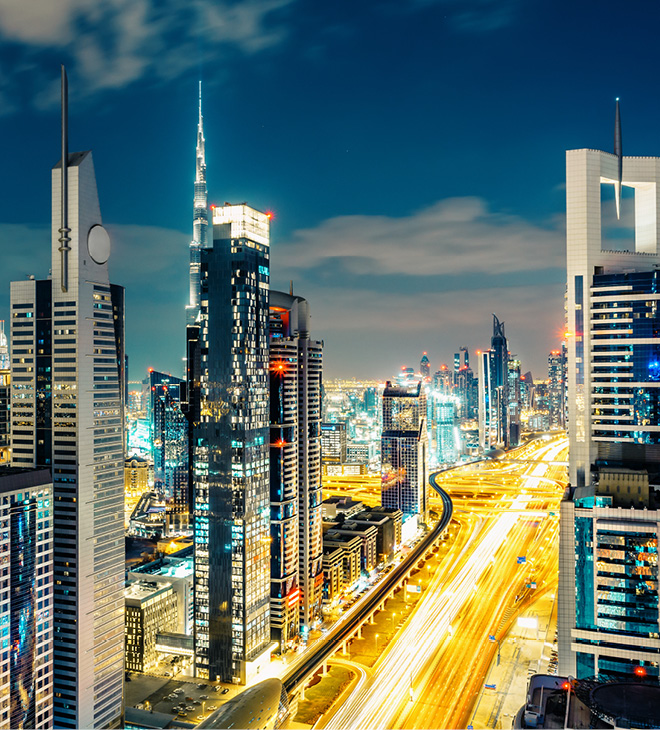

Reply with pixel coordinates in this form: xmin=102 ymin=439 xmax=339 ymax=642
xmin=280 ymin=484 xmax=453 ymax=694
xmin=322 ymin=435 xmax=568 ymax=730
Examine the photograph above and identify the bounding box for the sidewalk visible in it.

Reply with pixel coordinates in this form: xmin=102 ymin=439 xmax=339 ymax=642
xmin=468 ymin=589 xmax=558 ymax=730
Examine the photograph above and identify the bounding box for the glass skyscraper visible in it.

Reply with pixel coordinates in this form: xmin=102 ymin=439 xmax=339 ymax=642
xmin=192 ymin=204 xmax=272 ymax=684
xmin=381 ymin=381 xmax=427 ymax=519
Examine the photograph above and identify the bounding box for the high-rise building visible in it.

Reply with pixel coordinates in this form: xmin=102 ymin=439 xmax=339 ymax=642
xmin=192 ymin=204 xmax=272 ymax=684
xmin=381 ymin=381 xmax=428 ymax=518
xmin=420 ymin=352 xmax=430 ymax=379
xmin=507 ymin=357 xmax=521 ymax=446
xmin=0 ymin=323 xmax=10 ymax=464
xmin=147 ymin=372 xmax=189 ymax=520
xmin=10 ymin=71 xmax=125 ymax=728
xmin=125 ymin=581 xmax=178 ymax=673
xmin=559 ymin=102 xmax=660 ymax=681
xmin=427 ymin=391 xmax=457 ymax=466
xmin=321 ymin=422 xmax=347 ymax=463
xmin=478 ymin=314 xmax=509 ymax=450
xmin=186 ymin=82 xmax=208 ymax=326
xmin=548 ymin=348 xmax=567 ymax=430
xmin=0 ymin=467 xmax=53 ymax=729
xmin=269 ymin=290 xmax=323 ymax=644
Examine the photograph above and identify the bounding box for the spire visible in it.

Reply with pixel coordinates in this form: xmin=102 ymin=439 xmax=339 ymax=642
xmin=188 ymin=80 xmax=208 ymax=323
xmin=58 ymin=65 xmax=71 ymax=292
xmin=614 ymin=97 xmax=622 ymax=220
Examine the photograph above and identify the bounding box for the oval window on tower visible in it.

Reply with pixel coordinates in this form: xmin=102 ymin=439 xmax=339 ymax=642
xmin=87 ymin=224 xmax=111 ymax=265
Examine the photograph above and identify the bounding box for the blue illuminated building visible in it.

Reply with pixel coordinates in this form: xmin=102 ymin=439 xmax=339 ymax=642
xmin=192 ymin=204 xmax=272 ymax=684
xmin=0 ymin=468 xmax=53 ymax=729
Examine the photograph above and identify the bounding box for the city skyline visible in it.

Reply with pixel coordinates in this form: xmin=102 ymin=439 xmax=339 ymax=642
xmin=0 ymin=1 xmax=656 ymax=379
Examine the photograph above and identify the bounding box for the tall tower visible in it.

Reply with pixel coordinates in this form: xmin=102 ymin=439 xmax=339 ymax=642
xmin=381 ymin=381 xmax=427 ymax=519
xmin=559 ymin=102 xmax=660 ymax=681
xmin=193 ymin=204 xmax=272 ymax=684
xmin=478 ymin=315 xmax=509 ymax=449
xmin=187 ymin=81 xmax=208 ymax=325
xmin=10 ymin=68 xmax=125 ymax=728
xmin=269 ymin=291 xmax=323 ymax=642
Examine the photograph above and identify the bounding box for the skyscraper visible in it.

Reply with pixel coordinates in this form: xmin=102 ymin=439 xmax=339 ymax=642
xmin=269 ymin=290 xmax=323 ymax=644
xmin=193 ymin=203 xmax=272 ymax=684
xmin=559 ymin=102 xmax=660 ymax=681
xmin=548 ymin=347 xmax=567 ymax=430
xmin=10 ymin=69 xmax=125 ymax=728
xmin=381 ymin=381 xmax=427 ymax=519
xmin=420 ymin=352 xmax=430 ymax=379
xmin=478 ymin=314 xmax=509 ymax=450
xmin=186 ymin=82 xmax=208 ymax=325
xmin=0 ymin=468 xmax=53 ymax=730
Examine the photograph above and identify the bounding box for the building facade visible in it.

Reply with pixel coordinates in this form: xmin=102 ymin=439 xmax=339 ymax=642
xmin=0 ymin=468 xmax=53 ymax=729
xmin=269 ymin=291 xmax=323 ymax=645
xmin=193 ymin=204 xmax=272 ymax=683
xmin=559 ymin=109 xmax=660 ymax=681
xmin=381 ymin=381 xmax=428 ymax=519
xmin=125 ymin=581 xmax=178 ymax=673
xmin=478 ymin=314 xmax=510 ymax=450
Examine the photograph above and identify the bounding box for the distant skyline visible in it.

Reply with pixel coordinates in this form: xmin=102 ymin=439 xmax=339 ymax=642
xmin=0 ymin=0 xmax=656 ymax=379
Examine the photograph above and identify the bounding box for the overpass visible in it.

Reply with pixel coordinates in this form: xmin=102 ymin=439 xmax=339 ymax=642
xmin=282 ymin=482 xmax=453 ymax=696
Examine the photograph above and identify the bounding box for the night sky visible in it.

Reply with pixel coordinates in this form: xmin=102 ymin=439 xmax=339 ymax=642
xmin=0 ymin=0 xmax=657 ymax=380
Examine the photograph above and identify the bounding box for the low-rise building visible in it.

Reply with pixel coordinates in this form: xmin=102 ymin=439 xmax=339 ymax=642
xmin=125 ymin=580 xmax=178 ymax=673
xmin=323 ymin=531 xmax=361 ymax=589
xmin=321 ymin=496 xmax=364 ymax=521
xmin=325 ymin=521 xmax=378 ymax=574
xmin=350 ymin=510 xmax=397 ymax=562
xmin=322 ymin=546 xmax=344 ymax=603
xmin=365 ymin=506 xmax=403 ymax=551
xmin=128 ymin=550 xmax=194 ymax=634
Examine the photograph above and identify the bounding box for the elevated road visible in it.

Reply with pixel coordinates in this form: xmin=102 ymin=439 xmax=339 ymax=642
xmin=282 ymin=486 xmax=453 ymax=694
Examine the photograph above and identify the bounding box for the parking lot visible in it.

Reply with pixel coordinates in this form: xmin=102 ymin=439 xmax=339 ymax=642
xmin=125 ymin=674 xmax=239 ymax=724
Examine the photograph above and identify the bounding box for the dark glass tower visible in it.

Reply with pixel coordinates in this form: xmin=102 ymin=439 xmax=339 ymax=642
xmin=193 ymin=204 xmax=271 ymax=684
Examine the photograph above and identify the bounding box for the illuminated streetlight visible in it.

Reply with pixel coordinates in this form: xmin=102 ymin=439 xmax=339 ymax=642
xmin=375 ymin=634 xmax=380 ymax=652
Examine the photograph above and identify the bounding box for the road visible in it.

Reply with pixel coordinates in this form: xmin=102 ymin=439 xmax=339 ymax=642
xmin=322 ymin=435 xmax=568 ymax=730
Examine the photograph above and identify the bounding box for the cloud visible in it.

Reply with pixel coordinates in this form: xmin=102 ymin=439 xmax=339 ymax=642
xmin=0 ymin=0 xmax=294 ymax=109
xmin=277 ymin=197 xmax=564 ymax=278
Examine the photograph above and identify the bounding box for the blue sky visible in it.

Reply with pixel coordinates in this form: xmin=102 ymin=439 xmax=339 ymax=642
xmin=0 ymin=0 xmax=657 ymax=380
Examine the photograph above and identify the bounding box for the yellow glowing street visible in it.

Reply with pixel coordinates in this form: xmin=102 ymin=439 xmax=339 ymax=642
xmin=321 ymin=435 xmax=568 ymax=729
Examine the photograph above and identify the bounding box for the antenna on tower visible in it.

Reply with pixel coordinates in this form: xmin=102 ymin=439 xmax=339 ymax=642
xmin=289 ymin=280 xmax=294 ymax=296
xmin=614 ymin=97 xmax=622 ymax=220
xmin=58 ymin=65 xmax=71 ymax=292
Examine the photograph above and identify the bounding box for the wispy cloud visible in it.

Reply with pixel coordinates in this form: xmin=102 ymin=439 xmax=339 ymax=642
xmin=0 ymin=0 xmax=293 ymax=110
xmin=277 ymin=197 xmax=564 ymax=278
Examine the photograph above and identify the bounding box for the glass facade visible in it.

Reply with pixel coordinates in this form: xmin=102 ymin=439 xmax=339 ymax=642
xmin=193 ymin=205 xmax=271 ymax=683
xmin=381 ymin=382 xmax=427 ymax=517
xmin=591 ymin=271 xmax=660 ymax=443
xmin=0 ymin=473 xmax=53 ymax=729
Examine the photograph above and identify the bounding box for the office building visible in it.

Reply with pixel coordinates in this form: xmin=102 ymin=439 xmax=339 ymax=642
xmin=125 ymin=581 xmax=178 ymax=673
xmin=269 ymin=290 xmax=323 ymax=644
xmin=420 ymin=352 xmax=430 ymax=379
xmin=478 ymin=314 xmax=510 ymax=450
xmin=321 ymin=422 xmax=346 ymax=463
xmin=129 ymin=551 xmax=194 ymax=635
xmin=559 ymin=103 xmax=660 ymax=681
xmin=0 ymin=468 xmax=53 ymax=729
xmin=124 ymin=455 xmax=149 ymax=528
xmin=152 ymin=375 xmax=189 ymax=519
xmin=0 ymin=325 xmax=9 ymax=464
xmin=10 ymin=73 xmax=125 ymax=727
xmin=192 ymin=204 xmax=271 ymax=684
xmin=428 ymin=391 xmax=457 ymax=466
xmin=381 ymin=381 xmax=428 ymax=519
xmin=186 ymin=82 xmax=208 ymax=325
xmin=548 ymin=347 xmax=567 ymax=430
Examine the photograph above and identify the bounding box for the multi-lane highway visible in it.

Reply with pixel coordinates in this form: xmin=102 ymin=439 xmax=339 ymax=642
xmin=322 ymin=435 xmax=568 ymax=729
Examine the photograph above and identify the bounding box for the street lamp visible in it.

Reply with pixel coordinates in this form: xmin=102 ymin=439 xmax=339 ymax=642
xmin=375 ymin=634 xmax=380 ymax=652
xmin=563 ymin=677 xmax=574 ymax=729
xmin=391 ymin=612 xmax=396 ymax=630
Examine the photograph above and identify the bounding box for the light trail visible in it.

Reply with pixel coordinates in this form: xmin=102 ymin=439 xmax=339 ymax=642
xmin=324 ymin=437 xmax=567 ymax=730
